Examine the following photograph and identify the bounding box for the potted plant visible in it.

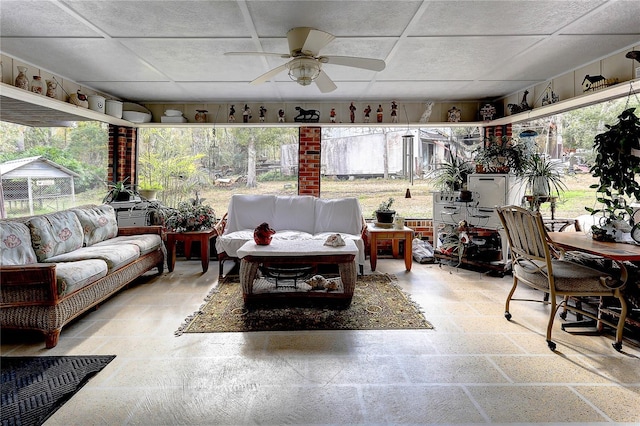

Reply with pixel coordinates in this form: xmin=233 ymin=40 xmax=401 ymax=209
xmin=374 ymin=197 xmax=395 ymax=224
xmin=523 ymin=153 xmax=567 ymax=196
xmin=137 ymin=181 xmax=163 ymax=201
xmin=164 ymin=192 xmax=217 ymax=232
xmin=586 ymin=107 xmax=640 ymax=240
xmin=103 ymin=177 xmax=136 ymax=203
xmin=428 ymin=151 xmax=474 ymax=193
xmin=473 ymin=136 xmax=531 ymax=176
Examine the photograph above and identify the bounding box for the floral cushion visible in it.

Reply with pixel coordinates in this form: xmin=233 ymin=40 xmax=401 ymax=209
xmin=55 ymin=259 xmax=109 ymax=296
xmin=92 ymin=234 xmax=162 ymax=255
xmin=27 ymin=211 xmax=84 ymax=262
xmin=71 ymin=205 xmax=118 ymax=246
xmin=0 ymin=221 xmax=37 ymax=265
xmin=44 ymin=244 xmax=140 ymax=273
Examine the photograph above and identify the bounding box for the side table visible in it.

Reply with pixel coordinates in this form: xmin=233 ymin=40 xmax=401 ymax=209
xmin=166 ymin=229 xmax=217 ymax=273
xmin=367 ymin=223 xmax=414 ymax=271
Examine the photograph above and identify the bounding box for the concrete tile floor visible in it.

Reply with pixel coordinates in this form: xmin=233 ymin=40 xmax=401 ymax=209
xmin=2 ymin=258 xmax=639 ymax=425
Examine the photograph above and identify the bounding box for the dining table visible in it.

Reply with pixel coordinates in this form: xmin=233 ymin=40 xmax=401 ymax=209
xmin=547 ymin=231 xmax=640 ymax=331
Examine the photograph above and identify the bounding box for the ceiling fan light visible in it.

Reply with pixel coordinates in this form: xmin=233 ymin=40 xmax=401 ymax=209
xmin=288 ymin=58 xmax=321 ymax=86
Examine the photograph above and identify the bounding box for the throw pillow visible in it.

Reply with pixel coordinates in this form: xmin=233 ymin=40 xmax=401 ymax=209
xmin=72 ymin=205 xmax=118 ymax=246
xmin=0 ymin=221 xmax=37 ymax=265
xmin=27 ymin=210 xmax=84 ymax=262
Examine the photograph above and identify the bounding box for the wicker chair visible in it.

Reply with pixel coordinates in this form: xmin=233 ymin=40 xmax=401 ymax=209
xmin=496 ymin=205 xmax=628 ymax=351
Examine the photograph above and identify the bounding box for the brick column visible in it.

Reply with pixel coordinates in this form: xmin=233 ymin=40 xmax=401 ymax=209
xmin=107 ymin=125 xmax=137 ymax=185
xmin=298 ymin=126 xmax=321 ymax=197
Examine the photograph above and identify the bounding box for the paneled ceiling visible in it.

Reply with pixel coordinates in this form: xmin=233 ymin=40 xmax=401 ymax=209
xmin=1 ymin=0 xmax=639 ymax=104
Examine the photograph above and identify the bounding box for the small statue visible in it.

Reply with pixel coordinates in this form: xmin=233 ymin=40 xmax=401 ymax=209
xmin=419 ymin=101 xmax=434 ymax=123
xmin=447 ymin=106 xmax=461 ymax=122
xmin=479 ymin=103 xmax=496 ymax=121
xmin=253 ymin=222 xmax=276 ymax=245
xmin=243 ymin=104 xmax=252 ymax=123
xmin=390 ymin=101 xmax=398 ymax=123
xmin=376 ymin=104 xmax=383 ymax=123
xmin=228 ymin=105 xmax=236 ymax=122
xmin=278 ymin=109 xmax=285 ymax=123
xmin=349 ymin=102 xmax=356 ymax=123
xmin=330 ymin=108 xmax=336 ymax=123
xmin=259 ymin=106 xmax=267 ymax=122
xmin=363 ymin=105 xmax=371 ymax=123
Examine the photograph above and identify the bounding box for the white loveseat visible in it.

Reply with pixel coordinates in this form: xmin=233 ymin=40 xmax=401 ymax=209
xmin=215 ymin=195 xmax=366 ymax=276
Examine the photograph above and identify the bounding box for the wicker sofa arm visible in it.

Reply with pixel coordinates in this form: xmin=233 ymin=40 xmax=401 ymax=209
xmin=0 ymin=264 xmax=59 ymax=305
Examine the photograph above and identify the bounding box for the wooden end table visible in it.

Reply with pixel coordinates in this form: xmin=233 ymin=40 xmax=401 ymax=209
xmin=367 ymin=223 xmax=414 ymax=271
xmin=166 ymin=229 xmax=217 ymax=273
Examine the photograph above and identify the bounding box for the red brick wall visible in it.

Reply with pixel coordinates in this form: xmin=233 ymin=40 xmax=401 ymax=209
xmin=298 ymin=126 xmax=321 ymax=197
xmin=107 ymin=125 xmax=137 ymax=185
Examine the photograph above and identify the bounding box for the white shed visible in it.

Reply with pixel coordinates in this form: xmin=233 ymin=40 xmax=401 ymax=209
xmin=0 ymin=156 xmax=80 ymax=217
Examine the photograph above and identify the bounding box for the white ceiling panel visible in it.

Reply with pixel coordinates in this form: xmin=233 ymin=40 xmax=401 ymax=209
xmin=0 ymin=0 xmax=638 ymax=104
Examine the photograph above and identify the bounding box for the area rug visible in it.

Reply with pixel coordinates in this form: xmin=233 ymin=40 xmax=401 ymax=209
xmin=1 ymin=355 xmax=115 ymax=426
xmin=176 ymin=273 xmax=432 ymax=334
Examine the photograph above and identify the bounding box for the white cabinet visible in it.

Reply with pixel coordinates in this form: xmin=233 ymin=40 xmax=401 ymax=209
xmin=467 ymin=174 xmax=524 ymax=229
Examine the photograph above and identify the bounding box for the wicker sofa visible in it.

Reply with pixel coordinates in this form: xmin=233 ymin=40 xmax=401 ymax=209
xmin=0 ymin=204 xmax=164 ymax=348
xmin=215 ymin=194 xmax=367 ymax=276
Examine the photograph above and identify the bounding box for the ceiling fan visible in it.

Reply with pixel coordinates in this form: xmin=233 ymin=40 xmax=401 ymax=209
xmin=225 ymin=27 xmax=385 ymax=93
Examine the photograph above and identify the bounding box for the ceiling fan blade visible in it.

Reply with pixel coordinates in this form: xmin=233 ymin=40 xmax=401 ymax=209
xmin=315 ymin=70 xmax=337 ymax=93
xmin=322 ymin=56 xmax=386 ymax=72
xmin=250 ymin=64 xmax=288 ymax=85
xmin=225 ymin=51 xmax=291 ymax=59
xmin=301 ymin=29 xmax=335 ymax=56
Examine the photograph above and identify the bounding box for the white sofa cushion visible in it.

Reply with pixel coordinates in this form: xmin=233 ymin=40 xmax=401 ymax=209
xmin=272 ymin=195 xmax=316 ymax=233
xmin=314 ymin=198 xmax=363 ymax=235
xmin=224 ymin=194 xmax=276 ymax=233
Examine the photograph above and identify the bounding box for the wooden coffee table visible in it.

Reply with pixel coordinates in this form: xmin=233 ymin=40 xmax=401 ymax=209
xmin=166 ymin=229 xmax=217 ymax=273
xmin=367 ymin=223 xmax=414 ymax=271
xmin=236 ymin=239 xmax=358 ymax=305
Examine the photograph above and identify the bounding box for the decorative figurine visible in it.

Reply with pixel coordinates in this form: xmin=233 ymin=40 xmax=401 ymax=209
xmin=195 ymin=109 xmax=208 ymax=123
xmin=45 ymin=79 xmax=57 ymax=98
xmin=228 ymin=105 xmax=236 ymax=122
xmin=541 ymin=86 xmax=559 ymax=106
xmin=390 ymin=101 xmax=398 ymax=123
xmin=243 ymin=104 xmax=252 ymax=123
xmin=376 ymin=104 xmax=383 ymax=123
xmin=447 ymin=106 xmax=461 ymax=122
xmin=278 ymin=109 xmax=285 ymax=123
xmin=363 ymin=105 xmax=371 ymax=123
xmin=349 ymin=102 xmax=356 ymax=123
xmin=330 ymin=108 xmax=336 ymax=123
xmin=253 ymin=222 xmax=276 ymax=245
xmin=293 ymin=106 xmax=320 ymax=122
xmin=479 ymin=103 xmax=496 ymax=121
xmin=259 ymin=106 xmax=267 ymax=122
xmin=419 ymin=101 xmax=434 ymax=123
xmin=507 ymin=90 xmax=532 ymax=114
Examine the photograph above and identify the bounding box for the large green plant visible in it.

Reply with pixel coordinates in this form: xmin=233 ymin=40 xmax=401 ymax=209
xmin=523 ymin=153 xmax=567 ymax=197
xmin=473 ymin=136 xmax=532 ymax=176
xmin=586 ymin=108 xmax=640 ymax=225
xmin=429 ymin=151 xmax=474 ymax=191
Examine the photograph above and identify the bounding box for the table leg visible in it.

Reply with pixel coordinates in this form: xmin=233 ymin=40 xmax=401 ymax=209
xmin=370 ymin=234 xmax=378 ymax=271
xmin=404 ymin=235 xmax=412 ymax=271
xmin=167 ymin=234 xmax=177 ymax=272
xmin=200 ymin=236 xmax=210 ymax=273
xmin=392 ymin=239 xmax=400 ymax=258
xmin=184 ymin=240 xmax=193 ymax=259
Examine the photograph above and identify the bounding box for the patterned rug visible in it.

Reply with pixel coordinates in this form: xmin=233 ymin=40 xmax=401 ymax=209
xmin=176 ymin=273 xmax=432 ymax=334
xmin=1 ymin=355 xmax=115 ymax=426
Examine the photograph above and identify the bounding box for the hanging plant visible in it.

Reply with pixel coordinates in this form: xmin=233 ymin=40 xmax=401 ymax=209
xmin=586 ymin=107 xmax=640 ymax=238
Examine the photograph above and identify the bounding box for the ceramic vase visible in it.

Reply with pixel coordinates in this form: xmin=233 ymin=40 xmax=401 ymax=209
xmin=15 ymin=66 xmax=29 ymax=90
xmin=254 ymin=222 xmax=276 ymax=245
xmin=30 ymin=76 xmax=43 ymax=94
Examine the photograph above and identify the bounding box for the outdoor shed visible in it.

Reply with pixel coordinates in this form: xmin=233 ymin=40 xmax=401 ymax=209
xmin=0 ymin=156 xmax=79 ymax=217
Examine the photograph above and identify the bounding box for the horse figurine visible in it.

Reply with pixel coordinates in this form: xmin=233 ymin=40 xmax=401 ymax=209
xmin=293 ymin=106 xmax=320 ymax=122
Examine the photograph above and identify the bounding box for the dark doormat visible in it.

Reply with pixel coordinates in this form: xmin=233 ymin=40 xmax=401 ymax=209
xmin=1 ymin=355 xmax=115 ymax=426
